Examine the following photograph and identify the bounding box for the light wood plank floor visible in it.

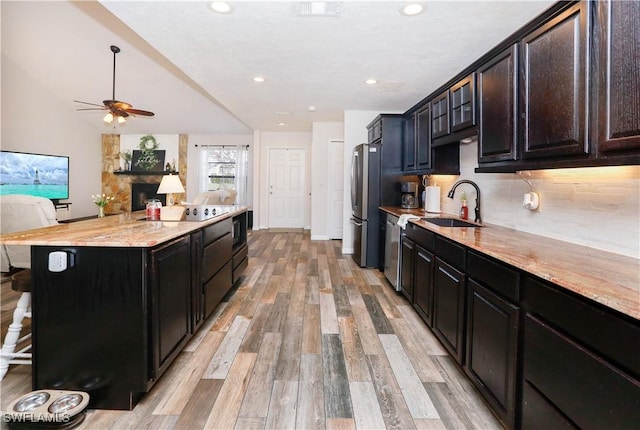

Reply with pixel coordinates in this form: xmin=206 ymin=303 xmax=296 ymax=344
xmin=0 ymin=231 xmax=502 ymax=430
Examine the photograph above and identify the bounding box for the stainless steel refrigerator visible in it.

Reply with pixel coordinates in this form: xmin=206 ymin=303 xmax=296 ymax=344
xmin=350 ymin=143 xmax=382 ymax=267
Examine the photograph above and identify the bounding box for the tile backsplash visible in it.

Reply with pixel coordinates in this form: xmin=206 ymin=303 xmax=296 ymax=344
xmin=428 ymin=143 xmax=640 ymax=258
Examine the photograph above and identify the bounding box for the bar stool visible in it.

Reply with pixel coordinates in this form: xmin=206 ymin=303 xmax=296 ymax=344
xmin=0 ymin=270 xmax=32 ymax=381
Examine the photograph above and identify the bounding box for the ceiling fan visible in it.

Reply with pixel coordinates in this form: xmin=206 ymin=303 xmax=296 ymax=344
xmin=74 ymin=45 xmax=154 ymax=124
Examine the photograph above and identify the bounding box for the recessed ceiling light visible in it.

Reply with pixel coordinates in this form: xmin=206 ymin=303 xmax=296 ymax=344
xmin=401 ymin=3 xmax=424 ymax=16
xmin=308 ymin=106 xmax=316 ymax=112
xmin=277 ymin=122 xmax=286 ymax=126
xmin=253 ymin=76 xmax=265 ymax=83
xmin=365 ymin=78 xmax=378 ymax=85
xmin=209 ymin=1 xmax=233 ymax=14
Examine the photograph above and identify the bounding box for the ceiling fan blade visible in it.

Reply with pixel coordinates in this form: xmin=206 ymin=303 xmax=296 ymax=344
xmin=76 ymin=108 xmax=107 ymax=111
xmin=126 ymin=108 xmax=155 ymax=117
xmin=74 ymin=100 xmax=105 ymax=108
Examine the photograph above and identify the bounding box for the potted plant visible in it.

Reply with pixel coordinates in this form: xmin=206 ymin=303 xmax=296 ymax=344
xmin=119 ymin=150 xmax=132 ymax=171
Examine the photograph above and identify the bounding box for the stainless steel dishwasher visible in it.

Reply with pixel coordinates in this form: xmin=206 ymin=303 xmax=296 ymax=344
xmin=384 ymin=213 xmax=400 ymax=291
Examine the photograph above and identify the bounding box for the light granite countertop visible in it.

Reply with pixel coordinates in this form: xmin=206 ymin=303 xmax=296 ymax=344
xmin=380 ymin=206 xmax=640 ymax=321
xmin=0 ymin=206 xmax=248 ymax=248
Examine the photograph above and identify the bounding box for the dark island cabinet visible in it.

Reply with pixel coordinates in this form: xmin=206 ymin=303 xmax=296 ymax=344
xmin=520 ymin=2 xmax=588 ymax=160
xmin=450 ymin=73 xmax=475 ymax=133
xmin=593 ymin=0 xmax=640 ymax=157
xmin=478 ymin=44 xmax=519 ymax=163
xmin=149 ymin=236 xmax=192 ymax=380
xmin=190 ymin=231 xmax=204 ymax=331
xmin=432 ymin=257 xmax=466 ymax=364
xmin=522 ymin=275 xmax=640 ymax=429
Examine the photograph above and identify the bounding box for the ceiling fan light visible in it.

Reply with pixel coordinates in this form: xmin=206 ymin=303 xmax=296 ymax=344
xmin=117 ymin=115 xmax=126 ymax=124
xmin=103 ymin=112 xmax=114 ymax=123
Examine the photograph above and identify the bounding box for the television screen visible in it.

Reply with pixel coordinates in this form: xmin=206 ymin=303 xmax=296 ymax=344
xmin=0 ymin=150 xmax=69 ymax=202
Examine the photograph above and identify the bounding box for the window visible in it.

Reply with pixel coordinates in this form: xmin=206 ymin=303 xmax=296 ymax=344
xmin=200 ymin=145 xmax=249 ymax=205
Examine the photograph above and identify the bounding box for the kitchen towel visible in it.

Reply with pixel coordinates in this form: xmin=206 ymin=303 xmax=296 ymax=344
xmin=425 ymin=186 xmax=441 ymax=213
xmin=397 ymin=214 xmax=420 ymax=229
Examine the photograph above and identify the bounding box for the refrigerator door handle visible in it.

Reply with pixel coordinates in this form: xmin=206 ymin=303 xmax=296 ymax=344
xmin=351 ymin=151 xmax=358 ymax=212
xmin=350 ymin=218 xmax=363 ymax=227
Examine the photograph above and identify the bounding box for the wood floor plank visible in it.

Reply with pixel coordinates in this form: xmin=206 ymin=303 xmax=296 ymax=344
xmin=262 ymin=291 xmax=290 ymax=333
xmin=234 ymin=417 xmax=266 ymax=430
xmin=305 ymin=275 xmax=320 ymax=305
xmin=379 ymin=334 xmax=440 ymax=419
xmin=274 ymin=314 xmax=303 ymax=381
xmin=349 ymin=381 xmax=387 ymax=430
xmin=366 ymin=354 xmax=417 ymax=430
xmin=395 ymin=305 xmax=448 ymax=356
xmin=318 ymin=254 xmax=332 ymax=292
xmin=239 ymin=302 xmax=272 ymax=353
xmin=203 ymin=352 xmax=257 ymax=430
xmin=338 ymin=317 xmax=371 ymax=382
xmin=390 ymin=318 xmax=446 ymax=383
xmin=296 ymin=353 xmax=326 ymax=430
xmin=173 ymin=379 xmax=224 ymax=430
xmin=326 ymin=418 xmax=356 ymax=430
xmin=350 ymin=304 xmax=384 ymax=355
xmin=265 ymin=379 xmax=299 ymax=430
xmin=319 ymin=291 xmax=340 ymax=334
xmin=239 ymin=332 xmax=282 ymax=418
xmin=301 ymin=303 xmax=322 ymax=354
xmin=204 ymin=316 xmax=251 ymax=379
xmin=332 ymin=283 xmax=353 ymax=318
xmin=362 ymin=293 xmax=395 ymax=334
xmin=322 ymin=334 xmax=353 ymax=419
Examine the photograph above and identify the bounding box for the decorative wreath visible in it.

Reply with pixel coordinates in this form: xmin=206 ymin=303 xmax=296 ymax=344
xmin=138 ymin=134 xmax=158 ymax=151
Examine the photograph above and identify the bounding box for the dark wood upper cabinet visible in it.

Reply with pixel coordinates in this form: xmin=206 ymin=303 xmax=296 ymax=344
xmin=403 ymin=113 xmax=416 ymax=171
xmin=593 ymin=0 xmax=640 ymax=156
xmin=450 ymin=73 xmax=476 ymax=133
xmin=431 ymin=91 xmax=450 ymax=139
xmin=520 ymin=2 xmax=588 ymax=160
xmin=478 ymin=44 xmax=519 ymax=163
xmin=416 ymin=104 xmax=432 ymax=169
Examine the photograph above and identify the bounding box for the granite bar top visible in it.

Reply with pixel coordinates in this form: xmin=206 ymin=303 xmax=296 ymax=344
xmin=380 ymin=206 xmax=640 ymax=321
xmin=0 ymin=206 xmax=248 ymax=248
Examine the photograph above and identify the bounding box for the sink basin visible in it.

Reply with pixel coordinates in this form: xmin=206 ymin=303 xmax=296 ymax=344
xmin=423 ymin=218 xmax=481 ymax=227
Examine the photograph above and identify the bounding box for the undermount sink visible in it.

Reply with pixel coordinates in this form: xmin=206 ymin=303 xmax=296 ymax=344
xmin=423 ymin=217 xmax=481 ymax=228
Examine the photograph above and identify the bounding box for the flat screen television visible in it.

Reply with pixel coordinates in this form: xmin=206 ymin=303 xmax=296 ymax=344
xmin=0 ymin=150 xmax=69 ymax=204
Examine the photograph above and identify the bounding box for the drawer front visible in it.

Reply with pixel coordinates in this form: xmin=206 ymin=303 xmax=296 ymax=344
xmin=467 ymin=251 xmax=520 ymax=302
xmin=203 ymin=218 xmax=232 ymax=246
xmin=232 ymin=243 xmax=248 ymax=269
xmin=203 ymin=233 xmax=232 ymax=282
xmin=524 ymin=276 xmax=640 ymax=379
xmin=204 ymin=261 xmax=232 ymax=318
xmin=405 ymin=223 xmax=435 ymax=251
xmin=523 ymin=315 xmax=640 ymax=429
xmin=232 ymin=257 xmax=248 ymax=283
xmin=434 ymin=235 xmax=465 ymax=270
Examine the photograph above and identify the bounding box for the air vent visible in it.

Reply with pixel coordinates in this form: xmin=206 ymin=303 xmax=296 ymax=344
xmin=297 ymin=2 xmax=341 ymax=17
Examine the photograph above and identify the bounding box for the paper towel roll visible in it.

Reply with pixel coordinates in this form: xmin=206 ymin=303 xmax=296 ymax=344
xmin=425 ymin=186 xmax=441 ymax=213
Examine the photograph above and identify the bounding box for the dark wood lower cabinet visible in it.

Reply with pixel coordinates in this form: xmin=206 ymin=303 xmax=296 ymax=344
xmin=412 ymin=244 xmax=434 ymax=326
xmin=400 ymin=236 xmax=415 ymax=302
xmin=465 ymin=279 xmax=519 ymax=428
xmin=432 ymin=257 xmax=465 ymax=364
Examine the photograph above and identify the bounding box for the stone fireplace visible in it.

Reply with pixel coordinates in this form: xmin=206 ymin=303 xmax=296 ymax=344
xmin=101 ymin=134 xmax=188 ymax=214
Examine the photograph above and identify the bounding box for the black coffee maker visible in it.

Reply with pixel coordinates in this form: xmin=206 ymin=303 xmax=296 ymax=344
xmin=400 ymin=181 xmax=419 ymax=208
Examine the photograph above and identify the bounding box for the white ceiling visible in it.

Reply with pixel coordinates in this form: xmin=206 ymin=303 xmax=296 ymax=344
xmin=2 ymin=1 xmax=555 ymax=134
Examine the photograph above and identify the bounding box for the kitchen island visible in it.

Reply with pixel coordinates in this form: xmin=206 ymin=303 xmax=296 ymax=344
xmin=380 ymin=206 xmax=639 ymax=429
xmin=0 ymin=207 xmax=248 ymax=410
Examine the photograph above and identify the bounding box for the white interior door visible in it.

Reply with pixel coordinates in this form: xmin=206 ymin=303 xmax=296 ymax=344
xmin=327 ymin=140 xmax=344 ymax=239
xmin=268 ymin=148 xmax=306 ymax=228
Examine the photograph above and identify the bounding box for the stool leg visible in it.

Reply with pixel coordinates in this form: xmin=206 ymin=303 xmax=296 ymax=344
xmin=0 ymin=291 xmax=31 ymax=381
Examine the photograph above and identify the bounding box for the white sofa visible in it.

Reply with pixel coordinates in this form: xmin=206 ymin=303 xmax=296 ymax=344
xmin=192 ymin=189 xmax=237 ymax=206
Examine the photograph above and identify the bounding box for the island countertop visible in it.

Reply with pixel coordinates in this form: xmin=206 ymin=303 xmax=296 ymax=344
xmin=0 ymin=206 xmax=248 ymax=248
xmin=380 ymin=206 xmax=640 ymax=321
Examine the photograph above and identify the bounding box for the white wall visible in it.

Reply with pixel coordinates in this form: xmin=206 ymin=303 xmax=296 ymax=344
xmin=311 ymin=122 xmax=344 ymax=239
xmin=254 ymin=131 xmax=312 ymax=230
xmin=432 ymin=142 xmax=640 ymax=258
xmin=1 ymin=53 xmax=101 ymax=218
